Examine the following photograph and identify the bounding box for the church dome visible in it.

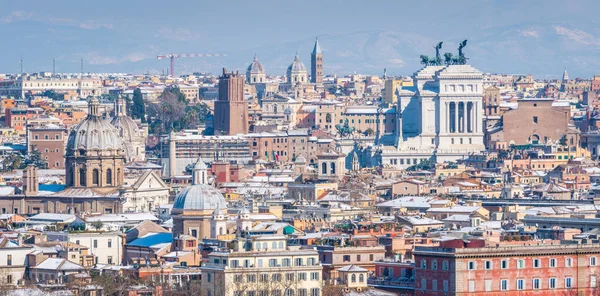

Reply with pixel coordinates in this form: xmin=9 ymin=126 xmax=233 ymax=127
xmin=247 ymin=55 xmax=265 ymax=74
xmin=287 ymin=54 xmax=307 ymax=73
xmin=66 ymin=98 xmax=124 ymax=154
xmin=172 ymin=184 xmax=227 ymax=211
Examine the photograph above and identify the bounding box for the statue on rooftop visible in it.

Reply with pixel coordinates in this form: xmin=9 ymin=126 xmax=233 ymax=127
xmin=420 ymin=42 xmax=444 ymax=66
xmin=458 ymin=39 xmax=468 ymax=65
xmin=443 ymin=40 xmax=469 ymax=65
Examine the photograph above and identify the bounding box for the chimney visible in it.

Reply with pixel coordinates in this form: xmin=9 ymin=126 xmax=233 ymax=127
xmin=23 ymin=165 xmax=39 ymax=196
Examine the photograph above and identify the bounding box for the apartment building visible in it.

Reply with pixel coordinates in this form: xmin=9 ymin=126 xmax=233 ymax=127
xmin=201 ymin=236 xmax=323 ymax=296
xmin=414 ymin=241 xmax=600 ymax=295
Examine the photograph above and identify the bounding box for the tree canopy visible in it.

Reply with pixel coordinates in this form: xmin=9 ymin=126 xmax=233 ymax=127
xmin=131 ymin=88 xmax=146 ymax=123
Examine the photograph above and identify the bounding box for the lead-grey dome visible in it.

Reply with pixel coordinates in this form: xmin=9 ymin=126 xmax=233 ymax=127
xmin=172 ymin=184 xmax=227 ymax=211
xmin=247 ymin=55 xmax=265 ymax=74
xmin=287 ymin=54 xmax=307 ymax=73
xmin=66 ymin=98 xmax=124 ymax=154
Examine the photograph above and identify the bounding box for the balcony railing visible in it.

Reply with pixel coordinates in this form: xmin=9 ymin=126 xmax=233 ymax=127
xmin=368 ymin=277 xmax=414 ymax=289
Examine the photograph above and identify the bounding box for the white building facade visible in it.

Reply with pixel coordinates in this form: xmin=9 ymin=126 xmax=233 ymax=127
xmin=380 ymin=64 xmax=485 ymax=167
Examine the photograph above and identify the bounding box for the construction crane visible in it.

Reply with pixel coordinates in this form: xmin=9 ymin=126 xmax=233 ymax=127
xmin=157 ymin=53 xmax=227 ymax=77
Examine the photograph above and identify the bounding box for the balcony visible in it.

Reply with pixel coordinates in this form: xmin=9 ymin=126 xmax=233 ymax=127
xmin=368 ymin=277 xmax=414 ymax=289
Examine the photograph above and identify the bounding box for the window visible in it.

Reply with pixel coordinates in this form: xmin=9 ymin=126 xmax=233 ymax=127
xmin=286 ymin=273 xmax=294 ymax=282
xmin=91 ymin=168 xmax=100 ymax=186
xmin=421 ymin=279 xmax=426 ymax=291
xmin=310 ymin=272 xmax=319 ymax=281
xmin=108 ymin=239 xmax=112 ymax=248
xmin=549 ymin=258 xmax=557 ymax=268
xmin=533 ymin=116 xmax=538 ymax=124
xmin=420 ymin=260 xmax=427 ymax=269
xmin=310 ymin=288 xmax=319 ymax=296
xmin=468 ymin=280 xmax=475 ymax=292
xmin=501 ymin=259 xmax=509 ymax=269
xmin=431 ymin=260 xmax=438 ymax=270
xmin=592 ymin=276 xmax=597 ymax=288
xmin=517 ymin=279 xmax=524 ymax=290
xmin=272 ymin=273 xmax=281 ymax=282
xmin=533 ymin=258 xmax=540 ymax=268
xmin=269 ymin=259 xmax=277 ymax=267
xmin=500 ymin=279 xmax=508 ymax=291
xmin=259 ymin=274 xmax=269 ymax=282
xmin=468 ymin=261 xmax=476 ymax=270
xmin=108 ymin=256 xmax=113 ymax=264
xmin=343 ymin=255 xmax=350 ymax=262
xmin=106 ymin=169 xmax=112 ymax=185
xmin=7 ymin=255 xmax=11 ymax=266
xmin=443 ymin=280 xmax=448 ymax=292
xmin=565 ymin=258 xmax=573 ymax=267
xmin=298 ymin=273 xmax=307 ymax=281
xmin=282 ymin=258 xmax=291 ymax=267
xmin=93 ymin=240 xmax=98 ymax=248
xmin=247 ymin=274 xmax=256 ymax=282
xmin=295 ymin=258 xmax=304 ymax=266
xmin=231 ymin=260 xmax=240 ymax=268
xmin=549 ymin=278 xmax=556 ymax=289
xmin=565 ymin=277 xmax=572 ymax=288
xmin=257 ymin=259 xmax=263 ymax=267
xmin=533 ymin=278 xmax=540 ymax=289
xmin=442 ymin=261 xmax=449 ymax=270
xmin=356 ymin=255 xmax=361 ymax=262
xmin=485 ymin=279 xmax=492 ymax=292
xmin=591 ymin=257 xmax=597 ymax=266
xmin=207 ymin=274 xmax=212 ymax=283
xmin=517 ymin=259 xmax=525 ymax=269
xmin=359 ymin=274 xmax=364 ymax=283
xmin=485 ymin=260 xmax=492 ymax=270
xmin=351 ymin=274 xmax=356 ymax=283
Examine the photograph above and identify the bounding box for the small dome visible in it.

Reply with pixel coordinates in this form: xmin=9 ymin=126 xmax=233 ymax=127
xmin=287 ymin=54 xmax=306 ymax=73
xmin=67 ymin=99 xmax=124 ymax=154
xmin=173 ymin=184 xmax=227 ymax=211
xmin=247 ymin=55 xmax=265 ymax=74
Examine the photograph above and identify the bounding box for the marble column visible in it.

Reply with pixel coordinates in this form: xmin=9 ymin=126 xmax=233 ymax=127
xmin=455 ymin=102 xmax=459 ymax=133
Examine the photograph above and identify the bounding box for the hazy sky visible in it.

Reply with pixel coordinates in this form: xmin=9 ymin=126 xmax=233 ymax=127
xmin=1 ymin=0 xmax=599 ymax=78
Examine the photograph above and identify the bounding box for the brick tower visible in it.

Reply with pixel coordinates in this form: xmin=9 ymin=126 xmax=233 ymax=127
xmin=214 ymin=68 xmax=248 ymax=135
xmin=311 ymin=38 xmax=323 ymax=85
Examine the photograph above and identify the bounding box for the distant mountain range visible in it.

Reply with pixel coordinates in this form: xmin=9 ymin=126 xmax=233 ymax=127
xmin=1 ymin=20 xmax=599 ymax=79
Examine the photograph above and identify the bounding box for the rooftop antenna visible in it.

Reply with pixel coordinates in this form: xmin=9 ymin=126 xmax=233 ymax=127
xmin=53 ymin=59 xmax=56 ymax=76
xmin=80 ymin=58 xmax=84 ymax=75
xmin=20 ymin=57 xmax=23 ymax=73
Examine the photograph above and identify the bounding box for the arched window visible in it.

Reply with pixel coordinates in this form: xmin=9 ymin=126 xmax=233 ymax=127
xmin=331 ymin=162 xmax=336 ymax=174
xmin=272 ymin=242 xmax=277 ymax=249
xmin=219 ymin=227 xmax=224 ymax=235
xmin=92 ymin=169 xmax=99 ymax=186
xmin=79 ymin=168 xmax=86 ymax=186
xmin=359 ymin=274 xmax=364 ymax=282
xmin=273 ymin=104 xmax=278 ymax=114
xmin=106 ymin=169 xmax=112 ymax=185
xmin=263 ymin=242 xmax=268 ymax=249
xmin=321 ymin=162 xmax=327 ymax=174
xmin=278 ymin=242 xmax=284 ymax=249
xmin=325 ymin=113 xmax=332 ymax=123
xmin=351 ymin=274 xmax=356 ymax=282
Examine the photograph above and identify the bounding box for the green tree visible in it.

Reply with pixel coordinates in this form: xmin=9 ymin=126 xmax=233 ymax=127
xmin=167 ymin=85 xmax=188 ymax=103
xmin=24 ymin=149 xmax=48 ymax=169
xmin=131 ymin=88 xmax=146 ymax=123
xmin=42 ymin=90 xmax=64 ymax=100
xmin=1 ymin=153 xmax=23 ymax=171
xmin=406 ymin=158 xmax=435 ymax=171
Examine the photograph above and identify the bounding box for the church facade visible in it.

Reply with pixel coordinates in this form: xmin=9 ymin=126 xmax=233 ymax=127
xmin=379 ymin=64 xmax=485 ymax=167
